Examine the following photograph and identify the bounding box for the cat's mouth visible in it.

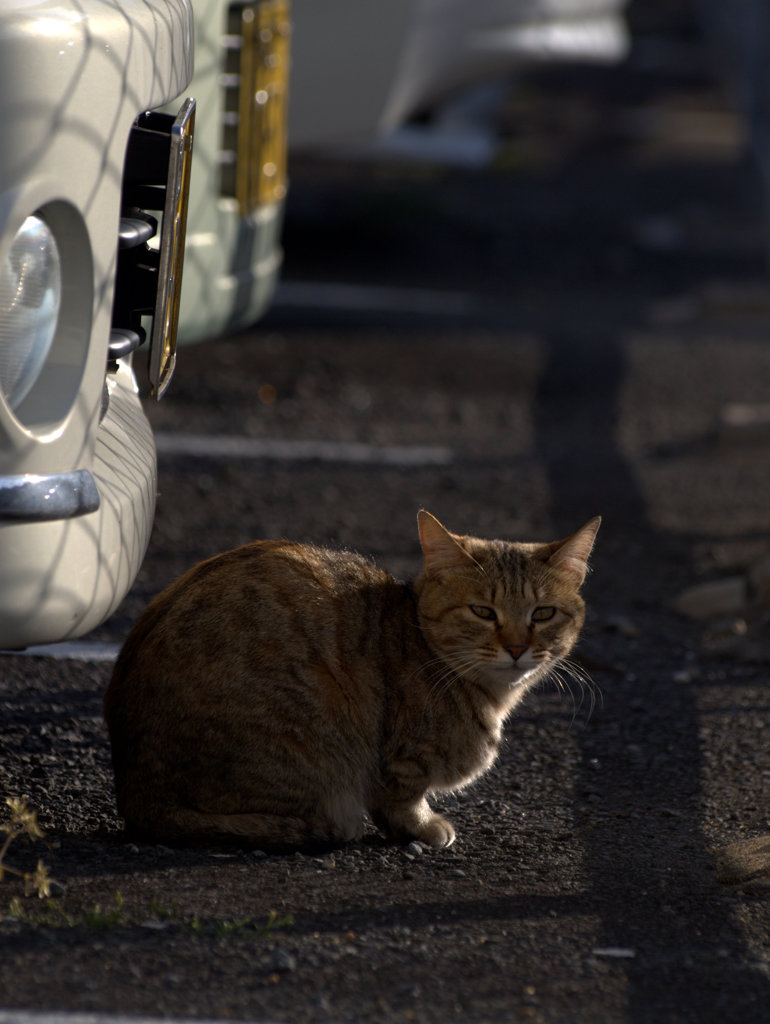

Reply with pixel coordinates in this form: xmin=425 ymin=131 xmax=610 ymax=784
xmin=486 ymin=661 xmax=537 ymax=687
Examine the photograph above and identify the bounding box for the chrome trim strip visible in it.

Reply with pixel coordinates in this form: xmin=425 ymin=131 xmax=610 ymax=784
xmin=148 ymin=96 xmax=196 ymax=399
xmin=0 ymin=471 xmax=100 ymax=522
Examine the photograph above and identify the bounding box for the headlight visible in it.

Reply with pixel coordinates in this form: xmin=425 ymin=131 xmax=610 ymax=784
xmin=0 ymin=214 xmax=62 ymax=410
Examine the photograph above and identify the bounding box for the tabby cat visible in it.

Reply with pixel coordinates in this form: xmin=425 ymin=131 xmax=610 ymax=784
xmin=104 ymin=511 xmax=600 ymax=850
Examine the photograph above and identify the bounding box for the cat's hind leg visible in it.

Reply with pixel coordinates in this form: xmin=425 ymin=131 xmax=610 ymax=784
xmin=125 ymin=805 xmax=361 ymax=851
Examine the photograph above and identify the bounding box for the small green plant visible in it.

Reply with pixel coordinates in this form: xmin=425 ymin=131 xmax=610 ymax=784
xmin=0 ymin=797 xmax=52 ymax=898
xmin=190 ymin=910 xmax=293 ymax=939
xmin=6 ymin=892 xmax=125 ymax=931
xmin=148 ymin=896 xmax=180 ymax=921
xmin=260 ymin=909 xmax=294 ymax=936
xmin=3 ymin=858 xmax=294 ymax=941
xmin=181 ymin=908 xmax=292 ymax=940
xmin=216 ymin=916 xmax=253 ymax=938
xmin=82 ymin=891 xmax=125 ymax=930
xmin=7 ymin=897 xmax=74 ymax=927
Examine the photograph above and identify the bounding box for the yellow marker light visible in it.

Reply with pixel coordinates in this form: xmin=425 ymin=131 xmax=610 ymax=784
xmin=235 ymin=1 xmax=290 ymax=215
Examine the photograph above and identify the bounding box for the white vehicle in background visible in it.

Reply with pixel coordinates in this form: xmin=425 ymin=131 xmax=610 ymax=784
xmin=287 ymin=0 xmax=629 ymax=155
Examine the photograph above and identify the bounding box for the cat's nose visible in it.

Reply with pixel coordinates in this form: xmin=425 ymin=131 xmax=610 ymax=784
xmin=507 ymin=644 xmax=529 ymax=661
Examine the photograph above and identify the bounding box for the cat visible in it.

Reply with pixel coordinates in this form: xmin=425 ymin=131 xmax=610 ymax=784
xmin=104 ymin=510 xmax=600 ymax=851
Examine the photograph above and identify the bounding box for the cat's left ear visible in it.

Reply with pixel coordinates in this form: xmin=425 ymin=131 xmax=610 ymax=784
xmin=418 ymin=510 xmax=475 ymax=578
xmin=545 ymin=516 xmax=601 ymax=587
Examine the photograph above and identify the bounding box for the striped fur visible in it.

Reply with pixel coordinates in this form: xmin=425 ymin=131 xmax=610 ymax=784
xmin=104 ymin=511 xmax=599 ymax=850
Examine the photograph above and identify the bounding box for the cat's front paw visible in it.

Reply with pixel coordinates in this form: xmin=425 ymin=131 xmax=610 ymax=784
xmin=372 ymin=796 xmax=456 ymax=849
xmin=414 ymin=814 xmax=455 ymax=849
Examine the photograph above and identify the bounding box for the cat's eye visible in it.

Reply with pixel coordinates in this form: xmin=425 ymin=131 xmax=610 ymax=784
xmin=532 ymin=606 xmax=556 ymax=623
xmin=470 ymin=605 xmax=497 ymax=621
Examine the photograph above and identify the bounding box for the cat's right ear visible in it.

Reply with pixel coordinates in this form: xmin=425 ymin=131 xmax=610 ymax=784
xmin=545 ymin=515 xmax=601 ymax=587
xmin=418 ymin=510 xmax=474 ymax=578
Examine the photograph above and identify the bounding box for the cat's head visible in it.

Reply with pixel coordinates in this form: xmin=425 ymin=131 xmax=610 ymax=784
xmin=414 ymin=511 xmax=600 ymax=697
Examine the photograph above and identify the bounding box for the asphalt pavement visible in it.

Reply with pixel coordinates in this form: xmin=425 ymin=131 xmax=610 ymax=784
xmin=2 ymin=21 xmax=770 ymax=1024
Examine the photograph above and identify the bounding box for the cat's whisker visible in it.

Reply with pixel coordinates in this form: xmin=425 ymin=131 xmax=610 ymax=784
xmin=407 ymin=650 xmax=470 ymax=686
xmin=543 ymin=664 xmax=571 ymax=714
xmin=573 ymin=659 xmax=597 ymax=716
xmin=422 ymin=650 xmax=486 ymax=707
xmin=426 ymin=653 xmax=480 ymax=692
xmin=570 ymin=659 xmax=602 ymax=712
xmin=545 ymin=657 xmax=601 ymax=723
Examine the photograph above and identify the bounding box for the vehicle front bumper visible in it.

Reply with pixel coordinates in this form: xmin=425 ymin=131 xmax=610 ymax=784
xmin=0 ymin=363 xmax=156 ymax=649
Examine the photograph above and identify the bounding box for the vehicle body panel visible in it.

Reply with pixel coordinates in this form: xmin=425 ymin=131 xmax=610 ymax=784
xmin=0 ymin=0 xmax=194 ymax=647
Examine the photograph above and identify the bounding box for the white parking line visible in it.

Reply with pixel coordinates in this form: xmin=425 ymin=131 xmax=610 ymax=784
xmin=0 ymin=1015 xmax=280 ymax=1024
xmin=154 ymin=433 xmax=454 ymax=466
xmin=2 ymin=641 xmax=121 ymax=663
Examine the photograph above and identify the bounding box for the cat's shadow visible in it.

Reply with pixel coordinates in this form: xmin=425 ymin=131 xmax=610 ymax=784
xmin=50 ymin=825 xmax=402 ymax=880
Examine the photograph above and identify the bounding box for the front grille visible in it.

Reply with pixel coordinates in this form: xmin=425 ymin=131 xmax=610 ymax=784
xmin=220 ymin=0 xmax=290 ymax=215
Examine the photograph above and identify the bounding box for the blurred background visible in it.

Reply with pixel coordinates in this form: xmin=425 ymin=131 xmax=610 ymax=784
xmin=140 ymin=0 xmax=770 ymax=650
